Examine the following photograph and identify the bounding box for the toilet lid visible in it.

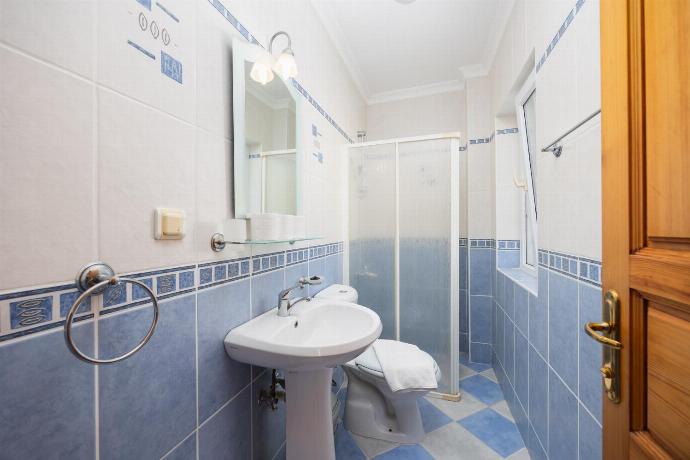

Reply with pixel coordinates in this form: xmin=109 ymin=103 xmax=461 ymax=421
xmin=351 ymin=343 xmax=441 ymax=381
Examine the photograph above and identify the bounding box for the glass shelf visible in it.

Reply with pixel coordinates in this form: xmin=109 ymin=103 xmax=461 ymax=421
xmin=229 ymin=236 xmax=323 ymax=245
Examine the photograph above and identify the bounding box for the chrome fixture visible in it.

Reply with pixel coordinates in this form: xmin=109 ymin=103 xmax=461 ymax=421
xmin=250 ymin=31 xmax=298 ymax=85
xmin=65 ymin=262 xmax=160 ymax=365
xmin=584 ymin=290 xmax=622 ymax=403
xmin=541 ymin=109 xmax=601 ymax=157
xmin=277 ymin=275 xmax=322 ymax=317
xmin=211 ymin=232 xmax=226 ymax=252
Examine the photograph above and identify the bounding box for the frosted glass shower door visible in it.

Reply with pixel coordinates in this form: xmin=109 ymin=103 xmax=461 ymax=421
xmin=348 ymin=144 xmax=397 ymax=340
xmin=398 ymin=138 xmax=458 ymax=394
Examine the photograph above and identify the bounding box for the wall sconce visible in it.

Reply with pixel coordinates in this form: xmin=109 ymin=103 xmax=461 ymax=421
xmin=250 ymin=31 xmax=298 ymax=85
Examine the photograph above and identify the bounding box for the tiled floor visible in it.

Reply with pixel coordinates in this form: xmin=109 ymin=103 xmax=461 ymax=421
xmin=335 ymin=354 xmax=531 ymax=460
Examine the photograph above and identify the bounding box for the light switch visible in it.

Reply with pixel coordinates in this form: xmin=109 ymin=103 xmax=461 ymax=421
xmin=154 ymin=208 xmax=185 ymax=240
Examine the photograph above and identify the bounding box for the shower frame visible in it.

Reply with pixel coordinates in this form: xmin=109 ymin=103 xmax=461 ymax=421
xmin=344 ymin=133 xmax=461 ymax=398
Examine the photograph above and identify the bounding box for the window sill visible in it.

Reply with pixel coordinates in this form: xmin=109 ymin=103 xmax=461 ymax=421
xmin=498 ymin=267 xmax=538 ymax=296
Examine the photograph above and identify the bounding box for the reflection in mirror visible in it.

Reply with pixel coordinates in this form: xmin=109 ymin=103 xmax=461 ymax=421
xmin=245 ymin=62 xmax=296 ymax=215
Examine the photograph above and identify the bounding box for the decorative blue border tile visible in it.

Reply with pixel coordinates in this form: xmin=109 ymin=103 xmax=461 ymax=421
xmin=470 ymin=239 xmax=496 ymax=248
xmin=498 ymin=240 xmax=520 ymax=250
xmin=497 ymin=128 xmax=519 ymax=135
xmin=0 ymin=243 xmax=344 ymax=341
xmin=538 ymin=248 xmax=601 ymax=286
xmin=536 ymin=0 xmax=587 ymax=73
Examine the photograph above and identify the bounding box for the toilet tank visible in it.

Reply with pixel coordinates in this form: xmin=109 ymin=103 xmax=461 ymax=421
xmin=315 ymin=284 xmax=358 ymax=303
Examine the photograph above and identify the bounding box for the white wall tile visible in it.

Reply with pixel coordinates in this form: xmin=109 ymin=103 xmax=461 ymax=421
xmin=0 ymin=48 xmax=96 ymax=290
xmin=97 ymin=89 xmax=196 ymax=273
xmin=0 ymin=0 xmax=96 ymax=78
xmin=97 ymin=0 xmax=197 ymax=124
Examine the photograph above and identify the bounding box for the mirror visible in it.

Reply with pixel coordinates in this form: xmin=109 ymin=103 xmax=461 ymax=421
xmin=233 ymin=39 xmax=301 ymax=218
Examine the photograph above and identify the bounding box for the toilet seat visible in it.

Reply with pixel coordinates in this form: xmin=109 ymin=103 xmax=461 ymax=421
xmin=347 ymin=344 xmax=442 ymax=385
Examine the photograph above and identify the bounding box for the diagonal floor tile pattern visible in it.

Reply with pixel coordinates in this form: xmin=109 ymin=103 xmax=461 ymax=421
xmin=335 ymin=354 xmax=530 ymax=460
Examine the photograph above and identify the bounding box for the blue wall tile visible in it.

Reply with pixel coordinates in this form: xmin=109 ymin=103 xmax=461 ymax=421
xmin=496 ymin=271 xmax=505 ymax=308
xmin=59 ymin=290 xmax=92 ymax=317
xmin=324 ymin=254 xmax=340 ymax=289
xmin=459 ymin=245 xmax=468 ymax=290
xmin=99 ymin=294 xmax=196 ymax=460
xmin=579 ymin=404 xmax=602 ymax=460
xmin=504 ymin=277 xmax=515 ymax=319
xmin=504 ymin=317 xmax=515 ymax=384
xmin=528 ymin=345 xmax=548 ymax=448
xmin=514 ymin=329 xmax=529 ymax=408
xmin=179 ymin=270 xmax=195 ymax=289
xmin=470 ymin=248 xmax=492 ymax=296
xmin=579 ymin=283 xmax=603 ymax=423
xmin=198 ymin=387 xmax=251 ymax=460
xmin=104 ymin=282 xmax=126 ymax=307
xmin=470 ymin=295 xmax=492 ymax=343
xmin=515 ymin=286 xmax=529 ymax=336
xmin=470 ymin=341 xmax=492 ymax=364
xmin=132 ymin=277 xmax=154 ymax=300
xmin=157 ymin=273 xmax=177 ymax=295
xmin=197 ymin=280 xmax=251 ymax=423
xmin=498 ymin=249 xmax=520 ymax=268
xmin=530 ymin=268 xmax=549 ymax=357
xmin=528 ymin=426 xmax=548 ymax=460
xmin=548 ymin=370 xmax=578 ymax=460
xmin=0 ymin=324 xmax=94 ymax=459
xmin=548 ymin=271 xmax=578 ymax=391
xmin=459 ymin=290 xmax=469 ymax=333
xmin=165 ymin=433 xmax=196 ymax=460
xmin=252 ymin=370 xmax=286 ymax=459
xmin=250 ymin=269 xmax=285 ymax=318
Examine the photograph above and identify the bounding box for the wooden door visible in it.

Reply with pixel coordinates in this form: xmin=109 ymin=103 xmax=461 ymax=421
xmin=601 ymin=0 xmax=690 ymax=459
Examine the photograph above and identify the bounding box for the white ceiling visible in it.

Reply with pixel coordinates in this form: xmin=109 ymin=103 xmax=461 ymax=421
xmin=311 ymin=0 xmax=514 ymax=104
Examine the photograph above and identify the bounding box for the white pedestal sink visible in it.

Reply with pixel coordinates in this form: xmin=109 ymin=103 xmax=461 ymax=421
xmin=224 ymin=298 xmax=382 ymax=460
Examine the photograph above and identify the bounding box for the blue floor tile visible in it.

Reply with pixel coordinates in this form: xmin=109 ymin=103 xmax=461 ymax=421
xmin=335 ymin=424 xmax=366 ymax=460
xmin=459 ymin=374 xmax=504 ymax=405
xmin=373 ymin=444 xmax=434 ymax=460
xmin=460 ymin=352 xmax=492 ymax=372
xmin=458 ymin=408 xmax=524 ymax=457
xmin=418 ymin=398 xmax=452 ymax=433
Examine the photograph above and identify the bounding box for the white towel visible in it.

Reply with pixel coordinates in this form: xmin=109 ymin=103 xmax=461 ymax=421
xmin=372 ymin=339 xmax=438 ymax=392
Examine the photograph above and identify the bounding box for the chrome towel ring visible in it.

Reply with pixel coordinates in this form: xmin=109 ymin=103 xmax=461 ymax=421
xmin=64 ymin=262 xmax=160 ymax=365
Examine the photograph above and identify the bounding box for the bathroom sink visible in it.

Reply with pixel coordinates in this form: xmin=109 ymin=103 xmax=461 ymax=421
xmin=224 ymin=298 xmax=382 ymax=370
xmin=224 ymin=297 xmax=381 ymax=460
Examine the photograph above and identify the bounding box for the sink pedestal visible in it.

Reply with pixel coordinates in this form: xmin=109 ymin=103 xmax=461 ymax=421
xmin=285 ymin=367 xmax=335 ymax=460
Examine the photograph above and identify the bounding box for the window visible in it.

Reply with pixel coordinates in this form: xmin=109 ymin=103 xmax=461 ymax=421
xmin=515 ymin=71 xmax=538 ymax=271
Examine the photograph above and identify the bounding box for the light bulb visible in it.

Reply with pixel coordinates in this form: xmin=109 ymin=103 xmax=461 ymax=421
xmin=250 ymin=60 xmax=274 ymax=85
xmin=273 ymin=51 xmax=298 ymax=80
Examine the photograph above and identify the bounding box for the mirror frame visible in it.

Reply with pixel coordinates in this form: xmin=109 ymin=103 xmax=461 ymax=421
xmin=232 ymin=38 xmax=302 ymax=218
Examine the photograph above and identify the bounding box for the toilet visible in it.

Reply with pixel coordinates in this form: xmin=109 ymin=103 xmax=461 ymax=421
xmin=315 ymin=284 xmax=442 ymax=444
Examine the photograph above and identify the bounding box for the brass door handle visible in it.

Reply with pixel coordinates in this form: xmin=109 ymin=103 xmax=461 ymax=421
xmin=585 ymin=321 xmax=623 ymax=349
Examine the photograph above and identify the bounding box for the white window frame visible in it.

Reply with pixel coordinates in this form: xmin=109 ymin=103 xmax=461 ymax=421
xmin=515 ymin=70 xmax=538 ymax=275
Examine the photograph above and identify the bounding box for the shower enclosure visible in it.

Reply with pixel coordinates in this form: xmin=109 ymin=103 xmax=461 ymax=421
xmin=347 ymin=134 xmax=461 ymax=396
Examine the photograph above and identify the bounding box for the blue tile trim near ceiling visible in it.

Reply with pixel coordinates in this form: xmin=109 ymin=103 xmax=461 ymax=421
xmin=0 ymin=242 xmax=344 ymax=342
xmin=536 ymin=0 xmax=588 ymax=73
xmin=207 ymin=0 xmax=355 ymax=143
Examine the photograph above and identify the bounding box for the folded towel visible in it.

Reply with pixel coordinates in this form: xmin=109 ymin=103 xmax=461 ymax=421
xmin=372 ymin=339 xmax=438 ymax=392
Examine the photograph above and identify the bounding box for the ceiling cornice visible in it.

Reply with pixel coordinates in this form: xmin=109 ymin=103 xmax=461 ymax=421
xmin=310 ymin=0 xmax=371 ymax=101
xmin=367 ymin=79 xmax=465 ymax=106
xmin=311 ymin=0 xmax=516 ymax=105
xmin=480 ymin=0 xmax=516 ymax=76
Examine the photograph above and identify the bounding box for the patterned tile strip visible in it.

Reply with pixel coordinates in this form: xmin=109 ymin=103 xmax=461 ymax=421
xmin=0 ymin=242 xmax=344 ymax=341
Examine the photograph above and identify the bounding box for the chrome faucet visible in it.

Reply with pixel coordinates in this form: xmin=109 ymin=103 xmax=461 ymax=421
xmin=277 ymin=276 xmax=322 ymax=317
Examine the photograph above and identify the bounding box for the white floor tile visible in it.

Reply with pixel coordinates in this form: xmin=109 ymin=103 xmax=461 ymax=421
xmin=459 ymin=364 xmax=478 ymax=380
xmin=426 ymin=392 xmax=486 ymax=421
xmin=506 ymin=447 xmax=532 ymax=459
xmin=421 ymin=423 xmax=502 ymax=460
xmin=490 ymin=400 xmax=515 ymax=422
xmin=350 ymin=432 xmax=398 ymax=459
xmin=481 ymin=368 xmax=498 ymax=383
